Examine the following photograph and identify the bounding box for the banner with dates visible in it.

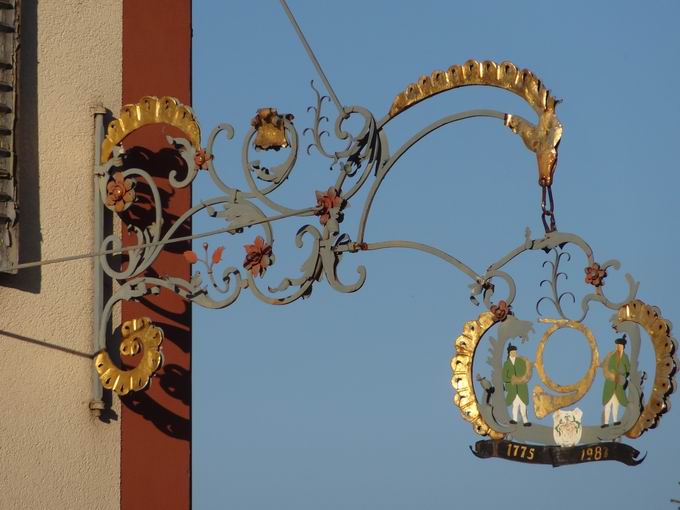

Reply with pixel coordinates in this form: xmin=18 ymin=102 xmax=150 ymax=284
xmin=470 ymin=440 xmax=645 ymax=467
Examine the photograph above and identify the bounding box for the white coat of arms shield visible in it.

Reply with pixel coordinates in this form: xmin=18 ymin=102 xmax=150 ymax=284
xmin=553 ymin=408 xmax=583 ymax=447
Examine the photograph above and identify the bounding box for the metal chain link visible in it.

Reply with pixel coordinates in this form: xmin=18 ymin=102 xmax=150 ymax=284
xmin=541 ymin=185 xmax=556 ymax=233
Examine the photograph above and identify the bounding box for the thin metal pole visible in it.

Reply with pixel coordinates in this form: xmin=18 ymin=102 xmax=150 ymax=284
xmin=278 ymin=0 xmax=343 ymax=113
xmin=90 ymin=109 xmax=106 ymax=412
xmin=360 ymin=240 xmax=480 ymax=283
xmin=0 ymin=207 xmax=318 ymax=273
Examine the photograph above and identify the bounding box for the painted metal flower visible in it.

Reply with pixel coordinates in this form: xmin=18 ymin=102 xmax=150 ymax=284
xmin=490 ymin=300 xmax=511 ymax=321
xmin=584 ymin=262 xmax=607 ymax=287
xmin=106 ymin=172 xmax=135 ymax=212
xmin=243 ymin=235 xmax=272 ymax=278
xmin=314 ymin=187 xmax=343 ymax=225
xmin=194 ymin=148 xmax=212 ymax=169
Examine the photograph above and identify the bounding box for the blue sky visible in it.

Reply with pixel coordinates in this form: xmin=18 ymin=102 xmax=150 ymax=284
xmin=192 ymin=1 xmax=680 ymax=508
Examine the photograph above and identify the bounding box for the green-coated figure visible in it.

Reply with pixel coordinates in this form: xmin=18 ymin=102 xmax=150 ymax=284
xmin=601 ymin=334 xmax=630 ymax=427
xmin=503 ymin=343 xmax=532 ymax=426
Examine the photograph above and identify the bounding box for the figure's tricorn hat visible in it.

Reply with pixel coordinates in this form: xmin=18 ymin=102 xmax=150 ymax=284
xmin=507 ymin=343 xmax=517 ymax=354
xmin=615 ymin=334 xmax=627 ymax=346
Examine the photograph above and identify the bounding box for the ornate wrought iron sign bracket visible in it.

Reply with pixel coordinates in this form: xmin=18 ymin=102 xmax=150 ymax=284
xmin=91 ymin=60 xmax=676 ymax=466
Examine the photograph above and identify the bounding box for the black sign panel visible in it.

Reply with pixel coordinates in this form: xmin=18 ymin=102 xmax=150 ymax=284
xmin=470 ymin=440 xmax=645 ymax=467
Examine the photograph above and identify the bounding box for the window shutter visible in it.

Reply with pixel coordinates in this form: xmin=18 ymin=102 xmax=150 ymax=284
xmin=0 ymin=0 xmax=18 ymax=272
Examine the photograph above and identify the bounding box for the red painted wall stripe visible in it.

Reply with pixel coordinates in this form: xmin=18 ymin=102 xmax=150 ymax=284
xmin=121 ymin=1 xmax=192 ymax=509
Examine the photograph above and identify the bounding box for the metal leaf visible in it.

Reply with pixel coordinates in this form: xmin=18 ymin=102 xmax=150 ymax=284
xmin=212 ymin=246 xmax=225 ymax=265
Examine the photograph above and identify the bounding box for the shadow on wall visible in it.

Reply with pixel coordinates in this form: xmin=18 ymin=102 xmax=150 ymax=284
xmin=117 ymin=145 xmax=192 ymax=244
xmin=0 ymin=329 xmax=92 ymax=358
xmin=0 ymin=328 xmax=120 ymax=423
xmin=121 ymin=379 xmax=190 ymax=440
xmin=113 ymin=315 xmax=191 ymax=440
xmin=117 ymin=144 xmax=191 ymax=441
xmin=0 ymin=0 xmax=41 ymax=292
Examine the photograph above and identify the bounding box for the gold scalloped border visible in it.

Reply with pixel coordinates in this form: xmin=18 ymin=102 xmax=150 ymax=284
xmin=389 ymin=59 xmax=558 ymax=118
xmin=94 ymin=317 xmax=164 ymax=396
xmin=617 ymin=300 xmax=678 ymax=438
xmin=100 ymin=96 xmax=201 ymax=163
xmin=451 ymin=311 xmax=505 ymax=440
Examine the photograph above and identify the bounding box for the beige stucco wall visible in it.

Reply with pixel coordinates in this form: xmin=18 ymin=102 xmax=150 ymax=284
xmin=0 ymin=2 xmax=122 ymax=509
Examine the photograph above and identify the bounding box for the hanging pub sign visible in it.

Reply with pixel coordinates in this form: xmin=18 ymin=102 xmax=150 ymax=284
xmin=86 ymin=49 xmax=675 ymax=467
xmin=434 ymin=62 xmax=678 ymax=468
xmin=451 ymin=234 xmax=676 ymax=467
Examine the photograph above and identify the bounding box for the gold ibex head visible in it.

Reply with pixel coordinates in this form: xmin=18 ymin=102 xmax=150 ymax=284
xmin=505 ymin=110 xmax=562 ymax=187
xmin=536 ymin=110 xmax=562 ymax=187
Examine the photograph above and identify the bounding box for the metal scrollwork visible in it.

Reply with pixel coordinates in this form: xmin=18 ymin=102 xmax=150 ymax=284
xmin=94 ymin=90 xmax=380 ymax=369
xmin=94 ymin=55 xmax=675 ymax=464
xmin=95 ymin=60 xmax=568 ymax=364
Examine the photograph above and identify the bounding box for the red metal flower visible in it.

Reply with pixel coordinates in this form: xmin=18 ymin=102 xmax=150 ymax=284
xmin=314 ymin=187 xmax=343 ymax=225
xmin=585 ymin=263 xmax=607 ymax=287
xmin=194 ymin=148 xmax=212 ymax=169
xmin=106 ymin=172 xmax=135 ymax=212
xmin=243 ymin=236 xmax=272 ymax=278
xmin=490 ymin=300 xmax=511 ymax=321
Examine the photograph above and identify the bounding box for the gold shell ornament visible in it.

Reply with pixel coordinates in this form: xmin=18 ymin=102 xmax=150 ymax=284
xmin=94 ymin=317 xmax=164 ymax=396
xmin=100 ymin=96 xmax=201 ymax=163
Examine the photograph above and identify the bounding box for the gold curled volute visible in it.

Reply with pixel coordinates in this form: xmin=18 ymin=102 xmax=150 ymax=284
xmin=388 ymin=59 xmax=562 ymax=186
xmin=616 ymin=300 xmax=678 ymax=438
xmin=94 ymin=317 xmax=164 ymax=396
xmin=451 ymin=311 xmax=505 ymax=440
xmin=100 ymin=96 xmax=201 ymax=164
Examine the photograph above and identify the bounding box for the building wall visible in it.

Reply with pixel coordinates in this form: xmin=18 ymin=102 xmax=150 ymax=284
xmin=0 ymin=2 xmax=122 ymax=509
xmin=120 ymin=2 xmax=192 ymax=509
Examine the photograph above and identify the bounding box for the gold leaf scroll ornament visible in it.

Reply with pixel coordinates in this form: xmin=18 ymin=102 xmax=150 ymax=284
xmin=94 ymin=317 xmax=164 ymax=396
xmin=451 ymin=311 xmax=505 ymax=440
xmin=532 ymin=319 xmax=599 ymax=419
xmin=388 ymin=59 xmax=562 ymax=186
xmin=100 ymin=96 xmax=201 ymax=164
